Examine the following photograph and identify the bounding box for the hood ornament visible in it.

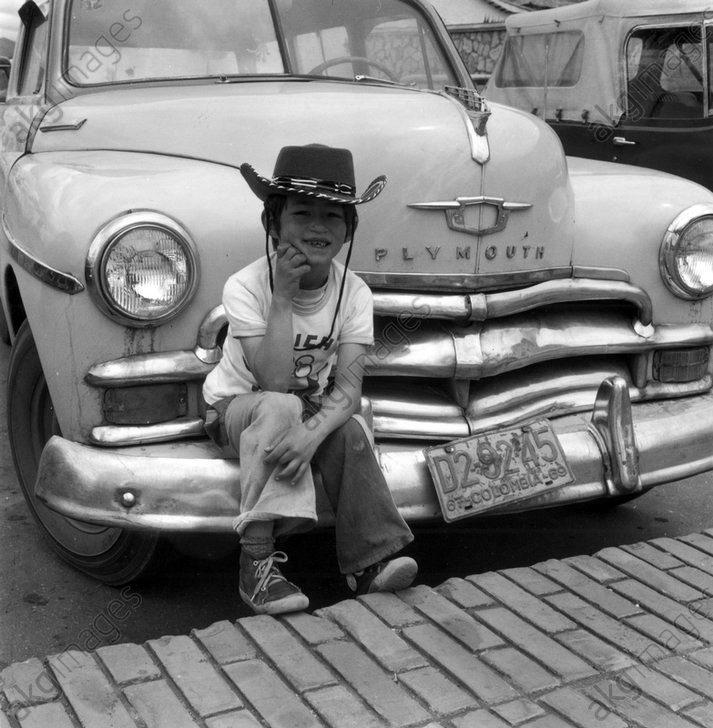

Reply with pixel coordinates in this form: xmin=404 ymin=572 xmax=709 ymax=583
xmin=443 ymin=86 xmax=491 ymax=165
xmin=408 ymin=196 xmax=532 ymax=236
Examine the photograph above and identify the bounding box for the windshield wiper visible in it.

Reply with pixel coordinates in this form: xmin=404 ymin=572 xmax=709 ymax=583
xmin=354 ymin=74 xmax=415 ymax=88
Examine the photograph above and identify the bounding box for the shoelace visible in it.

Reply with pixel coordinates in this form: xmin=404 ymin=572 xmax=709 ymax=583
xmin=251 ymin=551 xmax=290 ymax=600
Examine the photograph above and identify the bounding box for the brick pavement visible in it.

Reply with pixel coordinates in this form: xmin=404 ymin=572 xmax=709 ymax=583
xmin=4 ymin=530 xmax=713 ymax=727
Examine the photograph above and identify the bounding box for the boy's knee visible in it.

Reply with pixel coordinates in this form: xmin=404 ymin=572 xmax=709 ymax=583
xmin=332 ymin=417 xmax=369 ymax=450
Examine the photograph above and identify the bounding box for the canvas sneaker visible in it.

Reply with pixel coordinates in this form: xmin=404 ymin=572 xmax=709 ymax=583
xmin=239 ymin=550 xmax=309 ymax=615
xmin=346 ymin=556 xmax=418 ymax=596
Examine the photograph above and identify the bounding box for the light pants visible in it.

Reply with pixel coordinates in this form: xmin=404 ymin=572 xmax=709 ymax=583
xmin=206 ymin=391 xmax=413 ymax=574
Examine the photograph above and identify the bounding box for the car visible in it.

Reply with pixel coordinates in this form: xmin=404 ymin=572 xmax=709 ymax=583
xmin=3 ymin=0 xmax=713 ymax=584
xmin=485 ymin=0 xmax=713 ymax=190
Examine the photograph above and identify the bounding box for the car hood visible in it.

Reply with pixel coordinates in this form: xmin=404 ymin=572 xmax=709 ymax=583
xmin=31 ymin=81 xmax=573 ymax=287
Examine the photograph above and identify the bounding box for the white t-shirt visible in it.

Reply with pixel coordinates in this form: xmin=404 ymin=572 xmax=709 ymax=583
xmin=203 ymin=256 xmax=374 ymax=405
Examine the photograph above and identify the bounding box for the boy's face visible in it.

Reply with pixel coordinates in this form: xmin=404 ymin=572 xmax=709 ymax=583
xmin=272 ymin=195 xmax=348 ymax=276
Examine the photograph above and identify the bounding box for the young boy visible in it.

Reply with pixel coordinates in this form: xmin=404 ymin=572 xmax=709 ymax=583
xmin=202 ymin=143 xmax=417 ymax=615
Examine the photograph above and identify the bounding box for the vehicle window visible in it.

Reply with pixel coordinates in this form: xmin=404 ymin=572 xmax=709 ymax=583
xmin=67 ymin=0 xmax=282 ymax=84
xmin=66 ymin=0 xmax=457 ymax=90
xmin=17 ymin=4 xmax=47 ymax=96
xmin=493 ymin=31 xmax=584 ymax=88
xmin=625 ymin=26 xmax=706 ymax=119
xmin=0 ymin=1 xmax=21 ymax=100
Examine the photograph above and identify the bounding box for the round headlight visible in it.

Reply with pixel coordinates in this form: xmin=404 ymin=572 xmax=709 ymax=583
xmin=660 ymin=204 xmax=713 ymax=300
xmin=87 ymin=212 xmax=199 ymax=326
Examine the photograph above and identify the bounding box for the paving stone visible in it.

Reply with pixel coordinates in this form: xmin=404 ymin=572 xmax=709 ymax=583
xmin=47 ymin=650 xmax=135 ymax=728
xmin=399 ymin=585 xmax=503 ymax=651
xmin=688 ymin=597 xmax=713 ymax=620
xmin=613 ymin=580 xmax=713 ymax=643
xmin=96 ymin=643 xmax=161 ymax=684
xmin=669 ymin=566 xmax=713 ymax=596
xmin=525 ymin=714 xmax=581 ymax=727
xmin=450 ymin=709 xmax=510 ymax=727
xmin=481 ymin=646 xmax=560 ymax=693
xmin=491 ymin=698 xmax=544 ymax=725
xmin=474 ymin=607 xmax=597 ymax=681
xmin=689 ymin=646 xmax=713 ymax=670
xmin=621 ymin=541 xmax=684 ymax=569
xmin=613 ymin=663 xmax=702 ymax=712
xmin=397 ymin=666 xmax=476 ymax=716
xmin=556 ymin=628 xmax=636 ymax=672
xmin=315 ymin=641 xmax=430 ymax=727
xmin=192 ymin=621 xmax=257 ymax=664
xmin=436 ymin=577 xmax=494 ymax=609
xmin=584 ymin=679 xmax=701 ymax=728
xmin=239 ymin=616 xmax=336 ymax=692
xmin=281 ymin=613 xmax=344 ymax=645
xmin=563 ymin=555 xmax=626 ymax=583
xmin=681 ymin=533 xmax=713 ymax=557
xmin=16 ymin=702 xmax=76 ymax=728
xmin=205 ymin=711 xmax=262 ymax=728
xmin=317 ymin=600 xmax=427 ymax=672
xmin=624 ymin=613 xmax=703 ymax=655
xmin=223 ymin=660 xmax=319 ymax=728
xmin=652 ymin=537 xmax=713 ymax=574
xmin=683 ymin=701 xmax=713 ymax=728
xmin=533 ymin=560 xmax=640 ymax=619
xmin=656 ymin=655 xmax=713 ymax=700
xmin=475 ymin=571 xmax=575 ymax=633
xmin=540 ymin=686 xmax=629 ymax=728
xmin=485 ymin=566 xmax=561 ymax=597
xmin=354 ymin=591 xmax=424 ymax=628
xmin=546 ymin=591 xmax=667 ymax=661
xmin=148 ymin=635 xmax=241 ymax=717
xmin=124 ymin=679 xmax=200 ymax=728
xmin=1 ymin=657 xmax=58 ymax=707
xmin=401 ymin=622 xmax=518 ymax=703
xmin=305 ymin=685 xmax=383 ymax=728
xmin=597 ymin=547 xmax=705 ymax=602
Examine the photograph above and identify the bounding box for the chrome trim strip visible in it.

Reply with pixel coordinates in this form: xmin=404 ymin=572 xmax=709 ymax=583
xmin=4 ymin=223 xmax=85 ymax=294
xmin=86 ymin=351 xmax=214 ymax=387
xmin=40 ymin=118 xmax=87 ymax=132
xmin=90 ymin=417 xmax=206 ymax=446
xmin=34 ymin=388 xmax=713 ymax=529
xmin=373 ymin=279 xmax=653 ymax=325
xmin=368 ymin=313 xmax=712 ymax=380
xmin=86 ymin=307 xmax=711 ymax=389
xmin=359 ymin=268 xmax=574 ymax=292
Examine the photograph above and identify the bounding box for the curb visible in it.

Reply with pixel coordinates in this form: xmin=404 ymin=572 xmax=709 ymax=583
xmin=4 ymin=530 xmax=713 ymax=727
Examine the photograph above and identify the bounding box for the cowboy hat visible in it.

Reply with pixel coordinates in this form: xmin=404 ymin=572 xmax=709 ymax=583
xmin=240 ymin=143 xmax=386 ymax=205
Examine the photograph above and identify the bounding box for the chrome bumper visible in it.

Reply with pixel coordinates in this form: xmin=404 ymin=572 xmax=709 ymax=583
xmin=35 ymin=377 xmax=713 ymax=531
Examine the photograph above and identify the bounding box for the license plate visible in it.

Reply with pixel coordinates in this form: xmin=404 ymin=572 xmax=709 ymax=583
xmin=424 ymin=419 xmax=575 ymax=522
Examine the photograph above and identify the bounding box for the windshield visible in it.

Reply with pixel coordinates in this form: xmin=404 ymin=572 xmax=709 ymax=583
xmin=66 ymin=0 xmax=457 ymax=89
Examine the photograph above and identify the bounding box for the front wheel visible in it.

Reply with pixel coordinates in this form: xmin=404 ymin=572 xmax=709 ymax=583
xmin=8 ymin=321 xmax=160 ymax=585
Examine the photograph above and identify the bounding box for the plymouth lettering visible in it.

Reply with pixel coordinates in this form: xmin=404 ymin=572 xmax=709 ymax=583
xmin=374 ymin=245 xmax=546 ymax=262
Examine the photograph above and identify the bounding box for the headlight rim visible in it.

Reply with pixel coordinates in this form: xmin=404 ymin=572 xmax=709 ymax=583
xmin=86 ymin=210 xmax=200 ymax=328
xmin=660 ymin=203 xmax=713 ymax=301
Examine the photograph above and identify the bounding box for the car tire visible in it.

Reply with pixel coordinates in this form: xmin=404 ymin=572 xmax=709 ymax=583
xmin=8 ymin=320 xmax=161 ymax=585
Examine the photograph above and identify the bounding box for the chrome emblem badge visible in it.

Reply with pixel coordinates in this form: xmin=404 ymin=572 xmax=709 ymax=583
xmin=407 ymin=196 xmax=532 ymax=236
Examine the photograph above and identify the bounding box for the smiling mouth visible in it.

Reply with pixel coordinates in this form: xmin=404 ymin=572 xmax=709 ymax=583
xmin=305 ymin=239 xmax=330 ymax=248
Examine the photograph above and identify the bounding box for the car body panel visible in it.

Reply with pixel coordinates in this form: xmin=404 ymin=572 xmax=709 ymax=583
xmin=2 ymin=0 xmax=713 ymax=540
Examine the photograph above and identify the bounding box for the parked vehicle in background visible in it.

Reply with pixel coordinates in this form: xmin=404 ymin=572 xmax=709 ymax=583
xmin=486 ymin=0 xmax=713 ymax=191
xmin=3 ymin=0 xmax=713 ymax=584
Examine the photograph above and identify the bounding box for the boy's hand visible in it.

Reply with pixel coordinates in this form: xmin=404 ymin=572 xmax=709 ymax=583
xmin=264 ymin=422 xmax=320 ymax=484
xmin=273 ymin=243 xmax=310 ymax=300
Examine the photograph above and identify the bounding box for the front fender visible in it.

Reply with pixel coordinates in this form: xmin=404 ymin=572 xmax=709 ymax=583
xmin=1 ymin=150 xmax=261 ymax=440
xmin=568 ymin=156 xmax=713 ymax=325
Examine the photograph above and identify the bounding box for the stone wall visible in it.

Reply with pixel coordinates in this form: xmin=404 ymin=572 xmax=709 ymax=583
xmin=450 ymin=26 xmax=506 ymax=85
